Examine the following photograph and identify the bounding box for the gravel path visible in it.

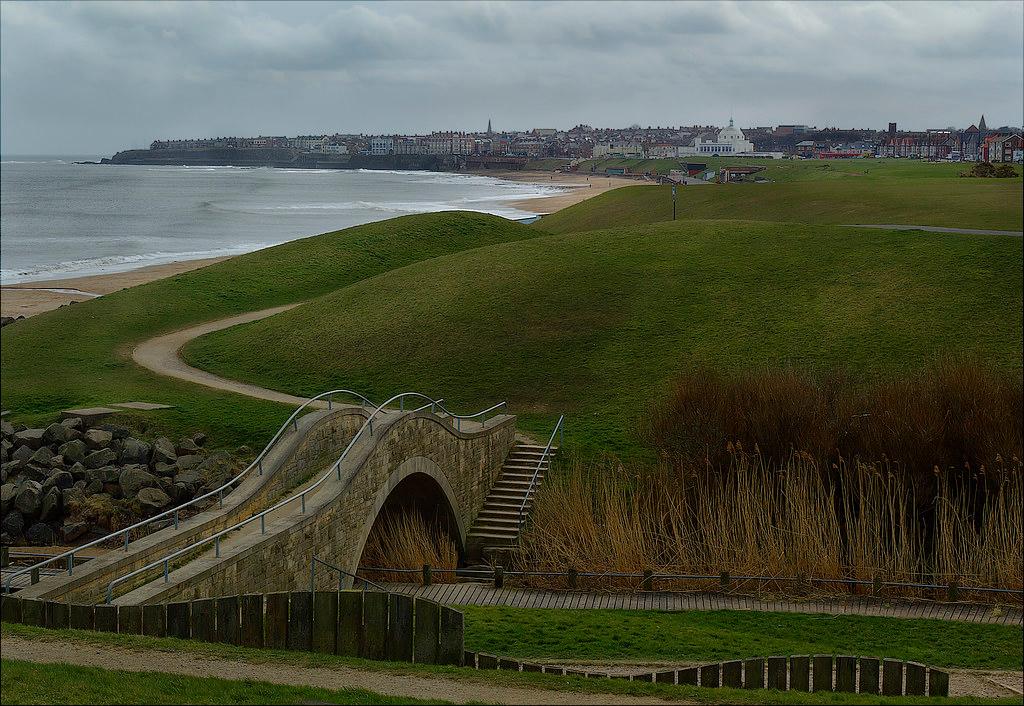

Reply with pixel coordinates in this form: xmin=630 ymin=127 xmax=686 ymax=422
xmin=844 ymin=224 xmax=1023 ymax=237
xmin=131 ymin=304 xmax=310 ymax=406
xmin=1 ymin=635 xmax=679 ymax=705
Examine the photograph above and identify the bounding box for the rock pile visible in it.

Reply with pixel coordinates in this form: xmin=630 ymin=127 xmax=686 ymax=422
xmin=1 ymin=418 xmax=236 ymax=546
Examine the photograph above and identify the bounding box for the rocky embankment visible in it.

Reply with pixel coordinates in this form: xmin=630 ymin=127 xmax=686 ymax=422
xmin=1 ymin=418 xmax=237 ymax=546
xmin=103 ymin=148 xmax=456 ymax=171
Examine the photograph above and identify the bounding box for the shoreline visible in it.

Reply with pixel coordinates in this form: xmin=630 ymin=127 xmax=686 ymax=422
xmin=1 ymin=169 xmax=637 ymax=319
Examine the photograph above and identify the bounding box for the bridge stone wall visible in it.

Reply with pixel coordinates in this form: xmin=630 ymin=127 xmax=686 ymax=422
xmin=124 ymin=411 xmax=517 ymax=604
xmin=20 ymin=406 xmax=369 ymax=604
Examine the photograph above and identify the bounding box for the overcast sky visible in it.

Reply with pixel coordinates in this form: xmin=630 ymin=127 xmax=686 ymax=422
xmin=2 ymin=1 xmax=1022 ymax=155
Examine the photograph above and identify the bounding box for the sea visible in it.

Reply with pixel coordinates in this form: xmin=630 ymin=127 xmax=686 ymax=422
xmin=0 ymin=156 xmax=567 ymax=285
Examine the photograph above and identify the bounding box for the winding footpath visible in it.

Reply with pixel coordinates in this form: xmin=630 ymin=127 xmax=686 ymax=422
xmin=132 ymin=304 xmax=313 ymax=407
xmin=845 ymin=224 xmax=1023 ymax=237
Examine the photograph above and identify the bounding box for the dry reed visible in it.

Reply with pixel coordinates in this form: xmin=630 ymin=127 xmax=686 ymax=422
xmin=516 ymin=455 xmax=1022 ymax=601
xmin=359 ymin=509 xmax=459 ymax=584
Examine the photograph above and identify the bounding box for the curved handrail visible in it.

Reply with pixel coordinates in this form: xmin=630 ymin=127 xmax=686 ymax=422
xmin=517 ymin=414 xmax=564 ymax=530
xmin=5 ymin=389 xmax=376 ymax=593
xmin=105 ymin=392 xmax=508 ymax=602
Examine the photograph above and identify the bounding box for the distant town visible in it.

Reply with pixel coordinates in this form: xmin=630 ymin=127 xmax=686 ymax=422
xmin=147 ymin=115 xmax=1024 ymax=163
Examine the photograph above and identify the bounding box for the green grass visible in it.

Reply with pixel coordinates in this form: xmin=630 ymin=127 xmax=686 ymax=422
xmin=462 ymin=607 xmax=1024 ymax=670
xmin=3 ymin=624 xmax=1018 ymax=705
xmin=0 ymin=212 xmax=542 ymax=449
xmin=538 ymin=179 xmax=1023 ymax=235
xmin=182 ymin=219 xmax=1023 ymax=454
xmin=0 ymin=659 xmax=436 ymax=705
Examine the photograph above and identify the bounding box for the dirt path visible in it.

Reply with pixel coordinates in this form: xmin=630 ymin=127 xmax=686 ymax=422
xmin=131 ymin=304 xmax=313 ymax=406
xmin=844 ymin=224 xmax=1023 ymax=237
xmin=0 ymin=635 xmax=679 ymax=705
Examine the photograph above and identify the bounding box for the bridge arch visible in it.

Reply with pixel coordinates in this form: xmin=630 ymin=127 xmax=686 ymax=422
xmin=352 ymin=455 xmax=467 ymax=575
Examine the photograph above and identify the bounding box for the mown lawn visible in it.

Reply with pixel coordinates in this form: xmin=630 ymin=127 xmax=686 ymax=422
xmin=182 ymin=218 xmax=1023 ymax=454
xmin=462 ymin=607 xmax=1024 ymax=670
xmin=0 ymin=658 xmax=437 ymax=705
xmin=0 ymin=212 xmax=542 ymax=449
xmin=537 ymin=178 xmax=1022 ymax=234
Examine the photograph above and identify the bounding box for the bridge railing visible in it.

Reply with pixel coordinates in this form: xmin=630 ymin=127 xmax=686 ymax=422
xmin=518 ymin=414 xmax=564 ymax=530
xmin=104 ymin=392 xmax=508 ymax=603
xmin=5 ymin=389 xmax=377 ymax=594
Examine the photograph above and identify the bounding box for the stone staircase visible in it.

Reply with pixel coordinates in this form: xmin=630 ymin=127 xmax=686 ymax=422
xmin=466 ymin=443 xmax=557 ymax=557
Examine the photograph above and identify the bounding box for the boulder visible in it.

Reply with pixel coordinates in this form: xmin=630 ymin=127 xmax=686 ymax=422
xmin=67 ymin=461 xmax=88 ymax=481
xmin=137 ymin=486 xmax=171 ymax=511
xmin=97 ymin=424 xmax=131 ymax=440
xmin=58 ymin=439 xmax=88 ymax=464
xmin=13 ymin=428 xmax=46 ymax=450
xmin=153 ymin=461 xmax=176 ymax=477
xmin=61 ymin=521 xmax=90 ymax=543
xmin=83 ymin=448 xmax=118 ymax=469
xmin=42 ymin=470 xmax=74 ymax=493
xmin=24 ymin=522 xmax=57 ymax=545
xmin=175 ymin=454 xmax=204 ymax=472
xmin=29 ymin=446 xmax=55 ymax=467
xmin=173 ymin=482 xmax=193 ymax=501
xmin=82 ymin=428 xmax=113 ymax=450
xmin=119 ymin=466 xmax=159 ymax=498
xmin=197 ymin=452 xmax=234 ymax=491
xmin=2 ymin=510 xmax=25 ymax=538
xmin=1 ymin=482 xmax=16 ymax=515
xmin=61 ymin=486 xmax=85 ymax=509
xmin=49 ymin=454 xmax=65 ymax=469
xmin=173 ymin=469 xmax=202 ymax=487
xmin=151 ymin=437 xmax=177 ymax=465
xmin=42 ymin=422 xmax=76 ymax=446
xmin=0 ymin=420 xmax=15 ymax=439
xmin=12 ymin=444 xmax=34 ymax=464
xmin=86 ymin=465 xmax=120 ymax=484
xmin=191 ymin=432 xmax=207 ymax=447
xmin=60 ymin=417 xmax=83 ymax=430
xmin=83 ymin=479 xmax=104 ymax=495
xmin=39 ymin=486 xmax=62 ymax=522
xmin=176 ymin=438 xmax=202 ymax=455
xmin=120 ymin=437 xmax=151 ymax=465
xmin=14 ymin=480 xmax=43 ymax=517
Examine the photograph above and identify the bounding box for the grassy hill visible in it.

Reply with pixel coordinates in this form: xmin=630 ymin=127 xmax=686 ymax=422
xmin=182 ymin=219 xmax=1023 ymax=455
xmin=0 ymin=213 xmax=541 ymax=447
xmin=538 ymin=178 xmax=1023 ymax=234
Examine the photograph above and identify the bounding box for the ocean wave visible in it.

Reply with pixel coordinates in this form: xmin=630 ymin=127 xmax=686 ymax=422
xmin=0 ymin=242 xmax=273 ymax=286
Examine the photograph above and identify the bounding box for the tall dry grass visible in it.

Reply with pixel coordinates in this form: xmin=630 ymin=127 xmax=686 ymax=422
xmin=648 ymin=358 xmax=1022 ymax=503
xmin=359 ymin=510 xmax=458 ymax=584
xmin=516 ymin=456 xmax=1023 ymax=599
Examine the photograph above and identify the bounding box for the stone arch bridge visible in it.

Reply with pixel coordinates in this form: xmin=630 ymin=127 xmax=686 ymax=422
xmin=15 ymin=396 xmax=538 ymax=605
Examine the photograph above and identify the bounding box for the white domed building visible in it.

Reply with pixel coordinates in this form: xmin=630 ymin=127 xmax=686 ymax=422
xmin=680 ymin=118 xmax=755 ymax=155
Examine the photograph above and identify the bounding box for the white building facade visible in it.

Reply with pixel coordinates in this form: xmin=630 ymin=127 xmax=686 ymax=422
xmin=679 ymin=118 xmax=755 ymax=156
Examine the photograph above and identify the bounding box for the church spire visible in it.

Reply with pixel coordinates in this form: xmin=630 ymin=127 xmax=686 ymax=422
xmin=487 ymin=118 xmax=493 ymax=136
xmin=979 ymin=114 xmax=987 ymax=132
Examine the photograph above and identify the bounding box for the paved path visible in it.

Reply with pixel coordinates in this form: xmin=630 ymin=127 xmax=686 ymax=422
xmin=131 ymin=304 xmax=320 ymax=407
xmin=1 ymin=635 xmax=676 ymax=705
xmin=845 ymin=224 xmax=1023 ymax=237
xmin=378 ymin=582 xmax=1023 ymax=626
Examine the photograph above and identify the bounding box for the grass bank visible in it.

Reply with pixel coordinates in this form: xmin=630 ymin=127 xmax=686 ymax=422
xmin=0 ymin=659 xmax=435 ymax=705
xmin=462 ymin=607 xmax=1024 ymax=669
xmin=183 ymin=219 xmax=1023 ymax=454
xmin=537 ymin=179 xmax=1022 ymax=234
xmin=0 ymin=212 xmax=541 ymax=449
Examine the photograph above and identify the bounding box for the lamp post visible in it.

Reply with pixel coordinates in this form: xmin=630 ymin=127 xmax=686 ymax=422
xmin=672 ymin=184 xmax=677 ymax=220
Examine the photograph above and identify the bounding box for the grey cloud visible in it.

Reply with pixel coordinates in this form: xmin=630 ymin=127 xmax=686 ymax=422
xmin=1 ymin=0 xmax=1021 ymax=155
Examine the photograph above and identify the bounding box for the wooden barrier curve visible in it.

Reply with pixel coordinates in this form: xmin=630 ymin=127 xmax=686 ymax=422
xmin=1 ymin=590 xmax=464 ymax=666
xmin=463 ymin=651 xmax=950 ymax=697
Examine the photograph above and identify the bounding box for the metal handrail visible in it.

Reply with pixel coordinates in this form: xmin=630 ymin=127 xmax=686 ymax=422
xmin=5 ymin=388 xmax=377 ymax=593
xmin=311 ymin=556 xmax=386 ymax=592
xmin=104 ymin=392 xmax=507 ymax=603
xmin=517 ymin=414 xmax=563 ymax=530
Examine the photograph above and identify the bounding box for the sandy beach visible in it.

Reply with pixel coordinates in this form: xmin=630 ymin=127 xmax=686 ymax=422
xmin=1 ymin=171 xmax=636 ymax=320
xmin=1 ymin=257 xmax=227 ymax=318
xmin=480 ymin=169 xmax=646 ymax=213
